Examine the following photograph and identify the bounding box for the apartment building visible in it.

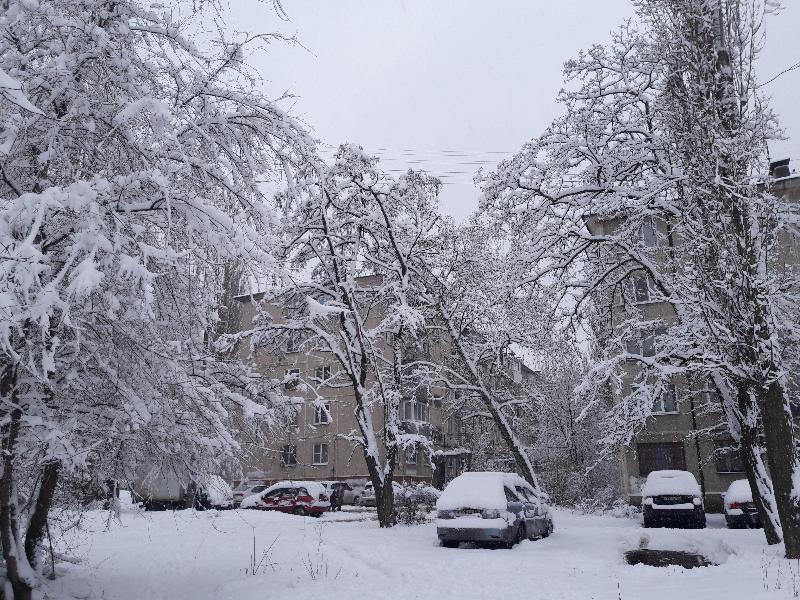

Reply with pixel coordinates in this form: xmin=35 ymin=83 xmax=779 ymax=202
xmin=587 ymin=160 xmax=800 ymax=512
xmin=232 ymin=278 xmax=471 ymax=487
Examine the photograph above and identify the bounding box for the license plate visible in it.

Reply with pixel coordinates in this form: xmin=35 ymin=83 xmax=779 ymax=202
xmin=660 ymin=496 xmax=683 ymax=503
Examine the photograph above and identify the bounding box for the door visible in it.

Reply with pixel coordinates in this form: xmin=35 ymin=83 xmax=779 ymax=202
xmin=276 ymin=488 xmax=298 ymax=513
xmin=504 ymin=487 xmax=525 ymax=533
xmin=260 ymin=488 xmax=282 ymax=510
xmin=516 ymin=485 xmax=547 ymax=537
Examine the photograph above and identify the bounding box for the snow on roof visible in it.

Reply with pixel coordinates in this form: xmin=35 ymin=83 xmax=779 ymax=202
xmin=436 ymin=471 xmax=532 ymax=511
xmin=724 ymin=479 xmax=753 ymax=504
xmin=641 ymin=470 xmax=701 ymax=497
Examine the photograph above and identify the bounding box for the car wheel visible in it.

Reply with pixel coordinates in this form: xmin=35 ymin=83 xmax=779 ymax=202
xmin=518 ymin=524 xmax=527 ymax=543
xmin=542 ymin=517 xmax=554 ymax=538
xmin=440 ymin=540 xmax=459 ymax=548
xmin=293 ymin=507 xmax=308 ymax=516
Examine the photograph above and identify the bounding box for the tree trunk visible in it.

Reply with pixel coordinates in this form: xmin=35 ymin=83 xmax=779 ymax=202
xmin=759 ymin=380 xmax=800 ymax=558
xmin=0 ymin=366 xmax=35 ymax=600
xmin=375 ymin=478 xmax=396 ymax=528
xmin=24 ymin=461 xmax=60 ymax=570
xmin=739 ymin=420 xmax=782 ymax=545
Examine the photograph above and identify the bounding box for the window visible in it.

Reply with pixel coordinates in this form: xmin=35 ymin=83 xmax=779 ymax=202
xmin=640 ymin=218 xmax=658 ymax=247
xmin=286 ymin=330 xmax=303 ymax=353
xmin=504 ymin=487 xmax=520 ymax=502
xmin=714 ymin=441 xmax=744 ymax=473
xmin=637 ymin=442 xmax=686 ymax=475
xmin=404 ymin=445 xmax=417 ymax=465
xmin=312 ymin=443 xmax=329 ymax=465
xmin=289 ymin=403 xmax=300 ymax=426
xmin=515 ymin=486 xmax=537 ymax=503
xmin=314 ymin=365 xmax=331 ymax=384
xmin=402 ymin=399 xmax=430 ymax=422
xmin=652 ymin=384 xmax=679 ymax=414
xmin=284 ymin=369 xmax=300 ymax=391
xmin=313 ymin=401 xmax=331 ymax=425
xmin=625 ymin=272 xmax=656 ymax=303
xmin=280 ymin=444 xmax=297 ymax=467
xmin=625 ymin=327 xmax=666 ymax=358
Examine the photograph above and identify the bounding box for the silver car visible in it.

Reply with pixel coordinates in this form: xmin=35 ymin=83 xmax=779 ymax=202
xmin=232 ymin=481 xmax=268 ymax=507
xmin=360 ymin=481 xmax=403 ymax=507
xmin=436 ymin=472 xmax=554 ymax=548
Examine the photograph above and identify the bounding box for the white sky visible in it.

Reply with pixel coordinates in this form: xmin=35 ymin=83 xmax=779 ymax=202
xmin=224 ymin=0 xmax=800 ymax=221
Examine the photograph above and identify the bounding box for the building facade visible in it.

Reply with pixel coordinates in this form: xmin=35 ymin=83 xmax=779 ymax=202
xmin=589 ymin=163 xmax=800 ymax=511
xmin=232 ymin=285 xmax=472 ymax=487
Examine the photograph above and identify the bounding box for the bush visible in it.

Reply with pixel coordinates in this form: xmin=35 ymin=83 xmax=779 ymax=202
xmin=395 ymin=483 xmax=439 ymax=525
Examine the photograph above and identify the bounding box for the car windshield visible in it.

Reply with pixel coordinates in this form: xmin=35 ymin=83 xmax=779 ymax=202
xmin=233 ymin=482 xmax=251 ymax=491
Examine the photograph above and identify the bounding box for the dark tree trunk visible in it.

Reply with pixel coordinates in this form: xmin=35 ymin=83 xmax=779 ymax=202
xmin=374 ymin=477 xmax=396 ymax=528
xmin=0 ymin=366 xmax=34 ymax=600
xmin=24 ymin=461 xmax=60 ymax=570
xmin=759 ymin=380 xmax=800 ymax=558
xmin=739 ymin=418 xmax=782 ymax=545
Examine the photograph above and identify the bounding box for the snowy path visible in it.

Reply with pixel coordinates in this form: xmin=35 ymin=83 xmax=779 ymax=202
xmin=51 ymin=507 xmax=796 ymax=599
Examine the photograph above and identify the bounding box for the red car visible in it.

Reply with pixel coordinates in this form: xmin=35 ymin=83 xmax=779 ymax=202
xmin=240 ymin=481 xmax=330 ymax=517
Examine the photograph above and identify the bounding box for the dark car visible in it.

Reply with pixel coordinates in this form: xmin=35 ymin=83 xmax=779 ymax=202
xmin=240 ymin=481 xmax=330 ymax=517
xmin=436 ymin=472 xmax=554 ymax=549
xmin=723 ymin=479 xmax=762 ymax=529
xmin=641 ymin=470 xmax=706 ymax=529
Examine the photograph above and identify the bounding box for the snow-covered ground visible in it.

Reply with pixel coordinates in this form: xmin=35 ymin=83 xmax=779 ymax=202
xmin=50 ymin=505 xmax=798 ymax=600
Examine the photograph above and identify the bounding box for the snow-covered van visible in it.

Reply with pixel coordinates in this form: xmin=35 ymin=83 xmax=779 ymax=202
xmin=133 ymin=472 xmax=233 ymax=511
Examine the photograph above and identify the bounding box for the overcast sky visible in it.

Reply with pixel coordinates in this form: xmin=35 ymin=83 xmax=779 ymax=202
xmin=226 ymin=1 xmax=800 ymax=221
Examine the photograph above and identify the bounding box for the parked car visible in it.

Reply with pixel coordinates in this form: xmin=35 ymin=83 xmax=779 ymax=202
xmin=435 ymin=471 xmax=553 ymax=549
xmin=232 ymin=481 xmax=269 ymax=507
xmin=641 ymin=470 xmax=706 ymax=529
xmin=360 ymin=481 xmax=403 ymax=507
xmin=240 ymin=481 xmax=330 ymax=516
xmin=328 ymin=481 xmax=365 ymax=505
xmin=723 ymin=479 xmax=762 ymax=529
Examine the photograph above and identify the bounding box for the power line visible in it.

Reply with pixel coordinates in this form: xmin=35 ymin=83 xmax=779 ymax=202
xmin=759 ymin=60 xmax=800 ymax=88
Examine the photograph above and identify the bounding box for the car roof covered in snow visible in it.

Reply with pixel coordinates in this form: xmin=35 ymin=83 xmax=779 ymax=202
xmin=436 ymin=471 xmax=535 ymax=511
xmin=641 ymin=470 xmax=701 ymax=497
xmin=724 ymin=479 xmax=753 ymax=504
xmin=266 ymin=480 xmax=326 ymax=497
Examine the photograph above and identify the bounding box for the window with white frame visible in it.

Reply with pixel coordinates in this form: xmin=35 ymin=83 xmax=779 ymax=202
xmin=640 ymin=218 xmax=658 ymax=247
xmin=404 ymin=444 xmax=417 ymax=465
xmin=314 ymin=365 xmax=331 ymax=384
xmin=312 ymin=443 xmax=329 ymax=465
xmin=402 ymin=399 xmax=430 ymax=422
xmin=625 ymin=327 xmax=666 ymax=358
xmin=280 ymin=444 xmax=297 ymax=466
xmin=652 ymin=383 xmax=679 ymax=414
xmin=284 ymin=368 xmax=300 ymax=391
xmin=286 ymin=330 xmax=303 ymax=353
xmin=289 ymin=403 xmax=301 ymax=426
xmin=624 ymin=272 xmax=656 ymax=303
xmin=313 ymin=401 xmax=331 ymax=425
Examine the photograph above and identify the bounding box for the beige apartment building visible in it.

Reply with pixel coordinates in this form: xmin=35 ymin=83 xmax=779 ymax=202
xmin=232 ymin=279 xmax=472 ymax=487
xmin=588 ymin=161 xmax=800 ymax=511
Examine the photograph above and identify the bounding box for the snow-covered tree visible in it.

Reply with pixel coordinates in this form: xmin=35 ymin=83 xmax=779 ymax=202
xmin=0 ymin=1 xmax=316 ymax=596
xmin=481 ymin=0 xmax=799 ymax=555
xmin=231 ymin=145 xmax=443 ymax=527
xmin=418 ymin=222 xmax=554 ymax=490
